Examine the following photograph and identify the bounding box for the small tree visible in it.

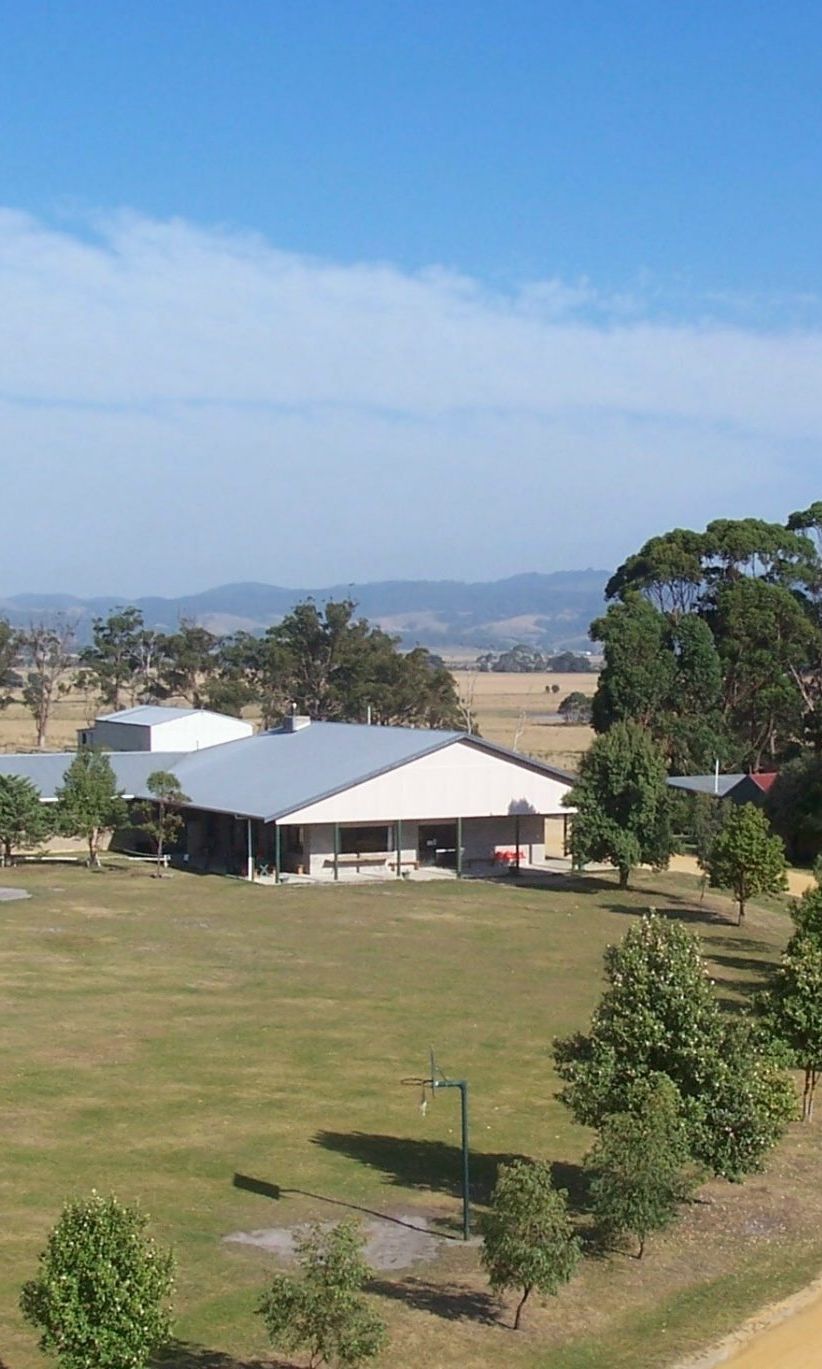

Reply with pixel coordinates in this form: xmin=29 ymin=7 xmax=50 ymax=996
xmin=564 ymin=721 xmax=674 ymax=888
xmin=762 ymin=932 xmax=822 ymax=1121
xmin=480 ymin=1159 xmax=581 ymax=1330
xmin=0 ymin=615 xmax=19 ymax=710
xmin=19 ymin=1192 xmax=174 ymax=1369
xmin=702 ymin=802 xmax=787 ymax=923
xmin=133 ymin=771 xmax=189 ymax=875
xmin=586 ymin=1077 xmax=698 ymax=1257
xmin=0 ymin=774 xmax=52 ymax=864
xmin=554 ymin=913 xmax=794 ymax=1180
xmin=257 ymin=1219 xmax=386 ymax=1368
xmin=20 ymin=618 xmax=76 ymax=750
xmin=55 ymin=751 xmax=128 ymax=867
xmin=557 ymin=691 xmax=592 ymax=725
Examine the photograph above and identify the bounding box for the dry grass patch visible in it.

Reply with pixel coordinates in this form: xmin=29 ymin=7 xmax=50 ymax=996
xmin=457 ymin=671 xmax=597 ymax=769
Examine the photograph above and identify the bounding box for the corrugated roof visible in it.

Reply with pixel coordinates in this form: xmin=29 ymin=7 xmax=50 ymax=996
xmin=668 ymin=774 xmax=746 ymax=797
xmin=166 ymin=722 xmax=461 ymax=820
xmin=748 ymin=772 xmax=778 ymax=793
xmin=0 ymin=751 xmax=187 ymax=798
xmin=96 ymin=706 xmax=200 ymax=725
xmin=0 ymin=722 xmax=574 ymax=822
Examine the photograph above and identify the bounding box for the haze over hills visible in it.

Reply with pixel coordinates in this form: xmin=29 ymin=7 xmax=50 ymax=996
xmin=0 ymin=571 xmax=609 ymax=653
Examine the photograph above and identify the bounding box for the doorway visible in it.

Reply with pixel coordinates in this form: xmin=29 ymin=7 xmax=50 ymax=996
xmin=418 ymin=822 xmax=458 ymax=868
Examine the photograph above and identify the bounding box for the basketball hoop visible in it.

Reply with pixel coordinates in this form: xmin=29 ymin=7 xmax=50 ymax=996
xmin=400 ymin=1047 xmax=471 ymax=1241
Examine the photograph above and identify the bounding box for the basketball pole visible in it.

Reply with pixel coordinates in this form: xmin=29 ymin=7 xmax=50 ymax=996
xmin=403 ymin=1051 xmax=471 ymax=1241
xmin=429 ymin=1060 xmax=470 ymax=1241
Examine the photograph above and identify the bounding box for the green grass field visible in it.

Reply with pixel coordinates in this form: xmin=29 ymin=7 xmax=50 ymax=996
xmin=3 ymin=865 xmax=822 ymax=1369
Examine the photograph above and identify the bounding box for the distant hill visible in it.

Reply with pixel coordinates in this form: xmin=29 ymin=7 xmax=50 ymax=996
xmin=0 ymin=571 xmax=609 ymax=653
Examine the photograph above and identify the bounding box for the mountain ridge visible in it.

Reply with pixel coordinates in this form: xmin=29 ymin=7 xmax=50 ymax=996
xmin=0 ymin=570 xmax=610 ymax=652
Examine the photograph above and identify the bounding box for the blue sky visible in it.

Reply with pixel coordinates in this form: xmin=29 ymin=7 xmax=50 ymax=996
xmin=2 ymin=2 xmax=822 ymax=594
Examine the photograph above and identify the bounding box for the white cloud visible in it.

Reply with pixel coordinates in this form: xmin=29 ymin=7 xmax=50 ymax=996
xmin=0 ymin=208 xmax=819 ymax=594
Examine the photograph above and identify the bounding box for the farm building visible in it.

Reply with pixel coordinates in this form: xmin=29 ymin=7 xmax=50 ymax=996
xmin=77 ymin=704 xmax=253 ymax=752
xmin=0 ymin=712 xmax=573 ymax=880
xmin=668 ymin=771 xmax=778 ymax=805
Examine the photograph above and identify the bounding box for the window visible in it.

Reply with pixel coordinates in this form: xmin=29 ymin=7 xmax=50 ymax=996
xmin=339 ymin=825 xmax=393 ymax=854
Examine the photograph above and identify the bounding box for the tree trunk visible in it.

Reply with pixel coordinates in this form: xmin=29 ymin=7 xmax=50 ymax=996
xmin=156 ymin=802 xmax=165 ymax=877
xmin=618 ymin=866 xmax=630 ymax=890
xmin=737 ymin=897 xmax=745 ymax=925
xmin=637 ymin=1234 xmax=645 ymax=1259
xmin=88 ymin=830 xmax=101 ymax=869
xmin=804 ymin=1067 xmax=818 ymax=1122
xmin=513 ymin=1285 xmax=531 ymax=1331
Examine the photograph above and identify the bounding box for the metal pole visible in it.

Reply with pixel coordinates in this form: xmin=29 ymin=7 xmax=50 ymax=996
xmin=456 ymin=816 xmax=463 ymax=878
xmin=431 ymin=1075 xmax=470 ymax=1240
xmin=459 ymin=1080 xmax=470 ymax=1240
xmin=396 ymin=819 xmax=402 ymax=877
xmin=514 ymin=814 xmax=521 ymax=873
xmin=333 ymin=823 xmax=340 ymax=882
xmin=246 ymin=818 xmax=254 ymax=881
xmin=274 ymin=823 xmax=281 ymax=884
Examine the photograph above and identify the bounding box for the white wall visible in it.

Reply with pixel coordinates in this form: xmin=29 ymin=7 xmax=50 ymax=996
xmin=283 ymin=738 xmax=571 ymax=825
xmin=149 ymin=712 xmax=253 ymax=752
xmin=90 ymin=711 xmax=253 ymax=753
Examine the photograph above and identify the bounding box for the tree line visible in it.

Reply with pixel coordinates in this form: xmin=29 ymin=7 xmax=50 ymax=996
xmin=592 ymin=504 xmax=822 ymax=773
xmin=0 ymin=599 xmax=466 ymax=748
xmin=565 ymin=503 xmax=822 ymax=873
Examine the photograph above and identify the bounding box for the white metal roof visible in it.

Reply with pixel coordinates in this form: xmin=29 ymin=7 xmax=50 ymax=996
xmin=96 ymin=706 xmax=203 ymax=726
xmin=0 ymin=722 xmax=574 ymax=822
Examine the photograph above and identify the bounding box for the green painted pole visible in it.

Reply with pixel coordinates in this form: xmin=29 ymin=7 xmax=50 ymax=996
xmin=456 ymin=815 xmax=463 ymax=878
xmin=459 ymin=1081 xmax=470 ymax=1241
xmin=433 ymin=1077 xmax=470 ymax=1239
xmin=333 ymin=823 xmax=340 ymax=882
xmin=274 ymin=823 xmax=281 ymax=884
xmin=396 ymin=819 xmax=402 ymax=877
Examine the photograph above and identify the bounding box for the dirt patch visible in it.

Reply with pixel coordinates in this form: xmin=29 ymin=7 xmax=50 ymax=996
xmin=0 ymin=887 xmax=30 ymax=901
xmin=223 ymin=1213 xmax=445 ymax=1271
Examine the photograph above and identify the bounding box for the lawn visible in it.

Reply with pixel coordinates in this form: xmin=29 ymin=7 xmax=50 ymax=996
xmin=2 ymin=865 xmax=821 ymax=1369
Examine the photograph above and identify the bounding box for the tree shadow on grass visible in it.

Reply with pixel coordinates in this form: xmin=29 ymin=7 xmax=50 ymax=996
xmin=707 ymin=952 xmax=777 ymax=976
xmin=154 ymin=1344 xmax=289 ymax=1369
xmin=367 ymin=1275 xmax=501 ymax=1325
xmin=309 ymin=1132 xmax=589 ymax=1216
xmin=602 ymin=899 xmax=736 ymax=927
xmin=311 ymin=1131 xmax=525 ymax=1205
xmin=705 ymin=933 xmax=778 ymax=954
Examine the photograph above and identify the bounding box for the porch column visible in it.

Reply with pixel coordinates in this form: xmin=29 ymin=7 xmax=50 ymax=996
xmin=274 ymin=823 xmax=281 ymax=884
xmin=514 ymin=814 xmax=521 ymax=873
xmin=396 ymin=819 xmax=402 ymax=877
xmin=333 ymin=823 xmax=340 ymax=881
xmin=246 ymin=818 xmax=254 ymax=881
xmin=456 ymin=816 xmax=463 ymax=879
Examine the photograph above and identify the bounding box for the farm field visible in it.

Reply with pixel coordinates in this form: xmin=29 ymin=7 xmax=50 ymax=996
xmin=3 ymin=865 xmax=822 ymax=1368
xmin=0 ymin=670 xmax=600 ymax=774
xmin=457 ymin=670 xmax=598 ymax=771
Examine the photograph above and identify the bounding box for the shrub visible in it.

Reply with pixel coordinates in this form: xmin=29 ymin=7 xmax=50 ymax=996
xmin=20 ymin=1192 xmax=174 ymax=1369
